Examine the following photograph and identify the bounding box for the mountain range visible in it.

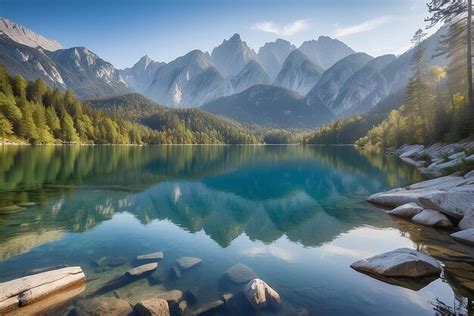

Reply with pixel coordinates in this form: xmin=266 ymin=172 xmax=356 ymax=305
xmin=0 ymin=17 xmax=448 ymax=128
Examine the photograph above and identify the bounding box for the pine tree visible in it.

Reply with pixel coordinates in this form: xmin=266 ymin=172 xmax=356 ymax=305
xmin=61 ymin=112 xmax=79 ymax=143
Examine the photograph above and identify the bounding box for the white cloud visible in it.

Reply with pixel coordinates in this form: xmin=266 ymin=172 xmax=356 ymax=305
xmin=253 ymin=19 xmax=310 ymax=37
xmin=334 ymin=16 xmax=394 ymax=37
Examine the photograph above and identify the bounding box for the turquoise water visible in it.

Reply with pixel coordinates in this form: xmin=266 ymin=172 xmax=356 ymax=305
xmin=0 ymin=145 xmax=472 ymax=315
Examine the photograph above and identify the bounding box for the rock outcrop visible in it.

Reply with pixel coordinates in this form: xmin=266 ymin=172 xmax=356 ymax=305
xmin=0 ymin=266 xmax=85 ymax=314
xmin=350 ymin=248 xmax=441 ymax=278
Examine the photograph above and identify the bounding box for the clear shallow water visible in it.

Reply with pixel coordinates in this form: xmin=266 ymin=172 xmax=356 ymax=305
xmin=0 ymin=145 xmax=473 ymax=315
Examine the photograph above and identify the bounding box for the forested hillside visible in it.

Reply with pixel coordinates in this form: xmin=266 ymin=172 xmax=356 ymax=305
xmin=0 ymin=65 xmax=259 ymax=144
xmin=356 ymin=23 xmax=474 ymax=147
xmin=89 ymin=93 xmax=259 ymax=144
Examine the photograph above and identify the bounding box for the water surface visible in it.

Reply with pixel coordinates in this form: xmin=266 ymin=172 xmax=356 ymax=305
xmin=0 ymin=145 xmax=472 ymax=315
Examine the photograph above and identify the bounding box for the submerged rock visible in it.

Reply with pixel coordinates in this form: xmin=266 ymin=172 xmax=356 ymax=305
xmin=419 ymin=192 xmax=474 ymax=219
xmin=75 ymin=297 xmax=133 ymax=316
xmin=451 ymin=229 xmax=474 ymax=246
xmin=137 ymin=251 xmax=164 ymax=261
xmin=178 ymin=300 xmax=188 ymax=315
xmin=17 ymin=202 xmax=36 ymax=207
xmin=171 ymin=265 xmax=181 ymax=279
xmin=157 ymin=290 xmax=183 ymax=305
xmin=92 ymin=256 xmax=108 ymax=267
xmin=387 ymin=202 xmax=423 ymax=219
xmin=134 ymin=298 xmax=170 ymax=316
xmin=244 ymin=278 xmax=281 ymax=311
xmin=184 ymin=286 xmax=199 ymax=305
xmin=107 ymin=257 xmax=128 ymax=267
xmin=176 ymin=257 xmax=202 ymax=270
xmin=125 ymin=262 xmax=158 ymax=277
xmin=350 ymin=248 xmax=441 ymax=278
xmin=223 ymin=263 xmax=258 ymax=284
xmin=222 ymin=293 xmax=233 ymax=305
xmin=411 ymin=209 xmax=453 ymax=227
xmin=190 ymin=300 xmax=224 ymax=316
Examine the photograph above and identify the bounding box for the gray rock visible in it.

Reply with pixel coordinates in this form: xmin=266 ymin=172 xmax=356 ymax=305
xmin=157 ymin=290 xmax=183 ymax=305
xmin=411 ymin=209 xmax=453 ymax=227
xmin=223 ymin=263 xmax=258 ymax=284
xmin=419 ymin=191 xmax=474 ymax=219
xmin=448 ymin=152 xmax=466 ymax=160
xmin=465 ymin=154 xmax=474 ymax=162
xmin=75 ymin=298 xmax=133 ymax=316
xmin=451 ymin=229 xmax=474 ymax=246
xmin=432 ymin=157 xmax=464 ymax=171
xmin=125 ymin=262 xmax=158 ymax=277
xmin=176 ymin=257 xmax=202 ymax=270
xmin=464 ymin=170 xmax=474 ymax=180
xmin=134 ymin=298 xmax=170 ymax=316
xmin=367 ymin=189 xmax=440 ymax=208
xmin=244 ymin=279 xmax=281 ymax=310
xmin=190 ymin=300 xmax=224 ymax=316
xmin=137 ymin=251 xmax=164 ymax=261
xmin=407 ymin=176 xmax=467 ymax=191
xmin=387 ymin=202 xmax=423 ymax=219
xmin=350 ymin=248 xmax=441 ymax=278
xmin=459 ymin=211 xmax=474 ymax=230
xmin=399 ymin=145 xmax=424 ymax=158
xmin=400 ymin=157 xmax=425 ymax=167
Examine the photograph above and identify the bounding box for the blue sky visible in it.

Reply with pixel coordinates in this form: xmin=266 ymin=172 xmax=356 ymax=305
xmin=1 ymin=0 xmax=439 ymax=68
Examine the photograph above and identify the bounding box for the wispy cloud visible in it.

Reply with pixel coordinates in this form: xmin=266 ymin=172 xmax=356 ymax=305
xmin=334 ymin=16 xmax=394 ymax=37
xmin=252 ymin=19 xmax=310 ymax=36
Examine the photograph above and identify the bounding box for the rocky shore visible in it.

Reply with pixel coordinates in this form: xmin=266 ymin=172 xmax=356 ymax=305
xmin=350 ymin=141 xmax=474 ymax=289
xmin=0 ymin=253 xmax=283 ymax=315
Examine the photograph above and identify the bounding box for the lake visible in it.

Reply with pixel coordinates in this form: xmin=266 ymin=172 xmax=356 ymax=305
xmin=0 ymin=145 xmax=473 ymax=315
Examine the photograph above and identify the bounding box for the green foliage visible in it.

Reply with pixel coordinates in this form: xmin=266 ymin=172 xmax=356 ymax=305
xmin=263 ymin=129 xmax=303 ymax=144
xmin=90 ymin=93 xmax=259 ymax=144
xmin=0 ymin=64 xmax=166 ymax=144
xmin=305 ymin=114 xmax=386 ymax=144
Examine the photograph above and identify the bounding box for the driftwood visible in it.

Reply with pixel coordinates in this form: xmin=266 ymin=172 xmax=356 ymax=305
xmin=0 ymin=266 xmax=85 ymax=314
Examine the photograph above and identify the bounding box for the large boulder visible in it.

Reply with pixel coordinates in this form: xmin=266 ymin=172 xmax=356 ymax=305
xmin=350 ymin=248 xmax=441 ymax=278
xmin=0 ymin=266 xmax=85 ymax=313
xmin=399 ymin=145 xmax=424 ymax=158
xmin=134 ymin=298 xmax=170 ymax=316
xmin=367 ymin=189 xmax=440 ymax=208
xmin=223 ymin=263 xmax=258 ymax=284
xmin=244 ymin=279 xmax=281 ymax=311
xmin=419 ymin=191 xmax=474 ymax=219
xmin=75 ymin=298 xmax=133 ymax=316
xmin=387 ymin=202 xmax=423 ymax=219
xmin=451 ymin=229 xmax=474 ymax=246
xmin=407 ymin=176 xmax=467 ymax=191
xmin=411 ymin=209 xmax=453 ymax=227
